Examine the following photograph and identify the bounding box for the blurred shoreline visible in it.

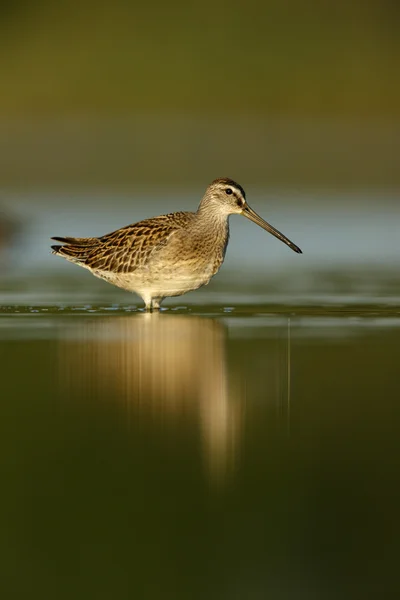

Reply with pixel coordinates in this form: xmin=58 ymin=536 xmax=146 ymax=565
xmin=0 ymin=116 xmax=399 ymax=188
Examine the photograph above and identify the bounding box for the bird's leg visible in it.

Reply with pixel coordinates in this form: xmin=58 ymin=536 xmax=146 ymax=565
xmin=143 ymin=298 xmax=161 ymax=312
xmin=150 ymin=298 xmax=161 ymax=311
xmin=142 ymin=294 xmax=152 ymax=311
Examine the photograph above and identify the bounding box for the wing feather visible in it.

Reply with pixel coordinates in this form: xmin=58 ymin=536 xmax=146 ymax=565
xmin=51 ymin=212 xmax=193 ymax=272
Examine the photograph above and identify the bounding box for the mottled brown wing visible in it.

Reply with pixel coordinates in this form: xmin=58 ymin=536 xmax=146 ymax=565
xmin=52 ymin=212 xmax=192 ymax=273
xmin=51 ymin=237 xmax=101 ymax=264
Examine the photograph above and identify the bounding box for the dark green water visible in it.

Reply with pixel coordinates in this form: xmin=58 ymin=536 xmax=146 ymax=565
xmin=1 ymin=305 xmax=399 ymax=599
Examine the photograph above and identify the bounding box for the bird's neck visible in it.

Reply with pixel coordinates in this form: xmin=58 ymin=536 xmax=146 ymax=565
xmin=196 ymin=197 xmax=230 ymax=227
xmin=194 ymin=199 xmax=230 ymax=250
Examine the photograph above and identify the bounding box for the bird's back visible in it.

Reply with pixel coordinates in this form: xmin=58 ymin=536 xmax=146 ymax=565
xmin=51 ymin=211 xmax=195 ymax=273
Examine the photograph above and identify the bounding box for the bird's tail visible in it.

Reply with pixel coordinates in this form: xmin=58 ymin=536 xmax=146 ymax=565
xmin=51 ymin=236 xmax=100 ymax=264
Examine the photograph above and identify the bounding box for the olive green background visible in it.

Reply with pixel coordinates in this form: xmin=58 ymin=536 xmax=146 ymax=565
xmin=0 ymin=0 xmax=399 ymax=188
xmin=1 ymin=4 xmax=399 ymax=598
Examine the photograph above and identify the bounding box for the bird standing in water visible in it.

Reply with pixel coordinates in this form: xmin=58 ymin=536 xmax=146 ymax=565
xmin=51 ymin=178 xmax=302 ymax=310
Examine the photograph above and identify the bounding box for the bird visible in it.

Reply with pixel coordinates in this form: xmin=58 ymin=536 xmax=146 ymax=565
xmin=51 ymin=177 xmax=302 ymax=310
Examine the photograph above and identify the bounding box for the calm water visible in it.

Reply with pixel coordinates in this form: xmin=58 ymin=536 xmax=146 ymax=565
xmin=1 ymin=190 xmax=400 ymax=597
xmin=1 ymin=305 xmax=399 ymax=599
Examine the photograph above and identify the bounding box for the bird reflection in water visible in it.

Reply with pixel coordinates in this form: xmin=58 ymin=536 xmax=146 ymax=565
xmin=58 ymin=314 xmax=242 ymax=484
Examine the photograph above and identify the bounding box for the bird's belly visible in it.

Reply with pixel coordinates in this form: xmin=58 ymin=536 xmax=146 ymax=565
xmin=94 ymin=264 xmax=215 ymax=297
xmin=142 ymin=265 xmax=214 ymax=296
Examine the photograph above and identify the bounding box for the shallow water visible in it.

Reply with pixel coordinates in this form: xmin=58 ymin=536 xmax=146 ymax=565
xmin=3 ymin=189 xmax=400 ymax=306
xmin=1 ymin=186 xmax=400 ymax=596
xmin=1 ymin=304 xmax=399 ymax=599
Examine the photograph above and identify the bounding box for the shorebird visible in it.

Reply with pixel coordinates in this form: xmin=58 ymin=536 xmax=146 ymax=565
xmin=51 ymin=178 xmax=302 ymax=310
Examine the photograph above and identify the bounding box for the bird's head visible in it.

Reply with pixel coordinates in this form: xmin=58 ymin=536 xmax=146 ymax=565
xmin=201 ymin=178 xmax=302 ymax=254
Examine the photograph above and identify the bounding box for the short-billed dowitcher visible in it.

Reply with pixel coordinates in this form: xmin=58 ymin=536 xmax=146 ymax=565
xmin=51 ymin=178 xmax=302 ymax=310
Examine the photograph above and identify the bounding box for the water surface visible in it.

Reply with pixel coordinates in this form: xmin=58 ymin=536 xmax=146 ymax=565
xmin=1 ymin=305 xmax=399 ymax=599
xmin=1 ymin=187 xmax=399 ymax=597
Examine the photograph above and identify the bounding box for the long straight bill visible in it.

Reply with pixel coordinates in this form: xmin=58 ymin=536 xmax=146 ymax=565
xmin=242 ymin=205 xmax=302 ymax=254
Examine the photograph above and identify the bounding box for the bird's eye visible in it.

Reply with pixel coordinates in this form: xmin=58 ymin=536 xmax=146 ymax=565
xmin=225 ymin=188 xmax=233 ymax=195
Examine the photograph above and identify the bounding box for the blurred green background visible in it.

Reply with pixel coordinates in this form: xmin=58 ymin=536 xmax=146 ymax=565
xmin=1 ymin=5 xmax=400 ymax=598
xmin=0 ymin=0 xmax=399 ymax=187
